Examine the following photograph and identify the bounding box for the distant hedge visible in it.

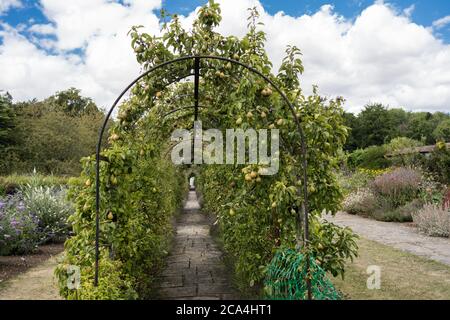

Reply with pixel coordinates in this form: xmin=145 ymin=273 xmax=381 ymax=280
xmin=0 ymin=174 xmax=77 ymax=195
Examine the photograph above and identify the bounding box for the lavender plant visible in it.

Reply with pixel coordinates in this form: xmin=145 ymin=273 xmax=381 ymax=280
xmin=372 ymin=167 xmax=422 ymax=208
xmin=412 ymin=204 xmax=450 ymax=238
xmin=0 ymin=195 xmax=40 ymax=255
xmin=0 ymin=184 xmax=73 ymax=255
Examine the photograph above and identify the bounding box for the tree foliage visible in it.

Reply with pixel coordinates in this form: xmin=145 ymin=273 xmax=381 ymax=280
xmin=1 ymin=89 xmax=110 ymax=175
xmin=0 ymin=92 xmax=15 ymax=147
xmin=344 ymin=105 xmax=450 ymax=151
xmin=0 ymin=92 xmax=17 ymax=173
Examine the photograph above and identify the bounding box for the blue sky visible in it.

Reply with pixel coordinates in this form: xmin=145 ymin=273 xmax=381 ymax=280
xmin=163 ymin=0 xmax=450 ymax=40
xmin=2 ymin=1 xmax=450 ymax=43
xmin=160 ymin=0 xmax=450 ymax=20
xmin=161 ymin=0 xmax=450 ymax=24
xmin=0 ymin=0 xmax=449 ymax=112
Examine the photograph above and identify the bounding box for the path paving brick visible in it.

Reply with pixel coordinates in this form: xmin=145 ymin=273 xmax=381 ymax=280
xmin=156 ymin=190 xmax=238 ymax=300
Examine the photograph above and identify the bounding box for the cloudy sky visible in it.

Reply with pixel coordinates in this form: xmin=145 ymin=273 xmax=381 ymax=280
xmin=0 ymin=0 xmax=449 ymax=113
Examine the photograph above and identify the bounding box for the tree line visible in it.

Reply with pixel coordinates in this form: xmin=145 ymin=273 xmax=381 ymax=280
xmin=1 ymin=89 xmax=448 ymax=176
xmin=0 ymin=88 xmax=111 ymax=175
xmin=344 ymin=103 xmax=450 ymax=151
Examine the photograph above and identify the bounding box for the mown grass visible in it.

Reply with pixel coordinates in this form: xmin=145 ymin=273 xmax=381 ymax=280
xmin=332 ymin=237 xmax=450 ymax=300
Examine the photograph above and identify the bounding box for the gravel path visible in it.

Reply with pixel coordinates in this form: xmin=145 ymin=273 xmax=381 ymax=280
xmin=156 ymin=190 xmax=238 ymax=300
xmin=0 ymin=254 xmax=61 ymax=300
xmin=325 ymin=212 xmax=450 ymax=266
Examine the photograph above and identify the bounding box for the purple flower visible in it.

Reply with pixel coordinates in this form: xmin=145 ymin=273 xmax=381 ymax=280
xmin=17 ymin=201 xmax=25 ymax=211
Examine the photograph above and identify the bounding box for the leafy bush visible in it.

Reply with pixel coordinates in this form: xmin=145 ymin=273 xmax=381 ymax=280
xmin=422 ymin=144 xmax=450 ymax=185
xmin=56 ymin=153 xmax=185 ymax=299
xmin=372 ymin=167 xmax=422 ymax=208
xmin=370 ymin=198 xmax=420 ymax=222
xmin=412 ymin=204 xmax=450 ymax=238
xmin=385 ymin=137 xmax=423 ymax=155
xmin=342 ymin=188 xmax=377 ymax=216
xmin=348 ymin=145 xmax=391 ymax=170
xmin=22 ymin=185 xmax=73 ymax=242
xmin=418 ymin=170 xmax=446 ymax=205
xmin=393 ymin=199 xmax=423 ymax=221
xmin=56 ymin=254 xmax=138 ymax=300
xmin=310 ymin=219 xmax=358 ymax=278
xmin=0 ymin=195 xmax=40 ymax=255
xmin=338 ymin=168 xmax=390 ymax=196
xmin=386 ymin=137 xmax=423 ymax=167
xmin=338 ymin=171 xmax=372 ymax=196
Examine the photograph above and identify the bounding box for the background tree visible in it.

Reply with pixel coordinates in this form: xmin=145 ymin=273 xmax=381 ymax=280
xmin=433 ymin=118 xmax=450 ymax=142
xmin=352 ymin=104 xmax=393 ymax=148
xmin=343 ymin=112 xmax=359 ymax=151
xmin=0 ymin=92 xmax=15 ymax=148
xmin=344 ymin=105 xmax=449 ymax=151
xmin=386 ymin=108 xmax=409 ymax=138
xmin=0 ymin=92 xmax=19 ymax=173
xmin=46 ymin=88 xmax=100 ymax=115
xmin=4 ymin=89 xmax=110 ymax=175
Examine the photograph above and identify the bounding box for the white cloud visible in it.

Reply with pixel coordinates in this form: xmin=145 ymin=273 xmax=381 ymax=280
xmin=0 ymin=0 xmax=21 ymax=15
xmin=0 ymin=0 xmax=162 ymax=108
xmin=189 ymin=0 xmax=450 ymax=113
xmin=28 ymin=23 xmax=55 ymax=35
xmin=433 ymin=15 xmax=450 ymax=30
xmin=403 ymin=4 xmax=415 ymax=17
xmin=0 ymin=0 xmax=449 ymax=114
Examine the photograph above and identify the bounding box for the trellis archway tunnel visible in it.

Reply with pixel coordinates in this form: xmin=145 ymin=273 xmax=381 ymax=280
xmin=94 ymin=55 xmax=312 ymax=298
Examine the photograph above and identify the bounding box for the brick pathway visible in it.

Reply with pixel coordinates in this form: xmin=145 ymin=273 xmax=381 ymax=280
xmin=156 ymin=190 xmax=238 ymax=300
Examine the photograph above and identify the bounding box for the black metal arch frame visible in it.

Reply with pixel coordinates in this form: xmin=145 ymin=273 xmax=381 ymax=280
xmin=94 ymin=55 xmax=311 ymax=299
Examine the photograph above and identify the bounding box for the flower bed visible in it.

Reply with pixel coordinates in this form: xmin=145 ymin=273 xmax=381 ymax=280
xmin=0 ymin=184 xmax=73 ymax=255
xmin=341 ymin=166 xmax=449 ymax=237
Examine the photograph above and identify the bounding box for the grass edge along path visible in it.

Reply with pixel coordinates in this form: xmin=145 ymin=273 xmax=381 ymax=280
xmin=333 ymin=237 xmax=450 ymax=300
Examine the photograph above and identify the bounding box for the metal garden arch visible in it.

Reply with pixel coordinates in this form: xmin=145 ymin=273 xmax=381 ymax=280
xmin=94 ymin=55 xmax=312 ymax=299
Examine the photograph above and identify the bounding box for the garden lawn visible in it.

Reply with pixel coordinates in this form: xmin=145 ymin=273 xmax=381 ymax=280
xmin=333 ymin=237 xmax=450 ymax=300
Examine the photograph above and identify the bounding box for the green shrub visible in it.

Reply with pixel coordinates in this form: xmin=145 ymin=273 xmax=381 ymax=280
xmin=55 ymin=254 xmax=138 ymax=300
xmin=22 ymin=185 xmax=74 ymax=243
xmin=386 ymin=137 xmax=423 ymax=167
xmin=310 ymin=219 xmax=358 ymax=278
xmin=385 ymin=137 xmax=423 ymax=155
xmin=422 ymin=144 xmax=450 ymax=185
xmin=56 ymin=153 xmax=185 ymax=299
xmin=371 ymin=199 xmax=421 ymax=222
xmin=0 ymin=184 xmax=74 ymax=255
xmin=338 ymin=170 xmax=373 ymax=196
xmin=348 ymin=145 xmax=391 ymax=170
